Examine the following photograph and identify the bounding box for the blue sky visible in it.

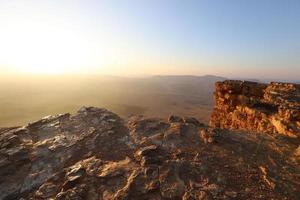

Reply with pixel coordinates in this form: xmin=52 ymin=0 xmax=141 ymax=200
xmin=0 ymin=0 xmax=299 ymax=80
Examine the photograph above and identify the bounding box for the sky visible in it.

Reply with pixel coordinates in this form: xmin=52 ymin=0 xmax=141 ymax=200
xmin=0 ymin=0 xmax=299 ymax=80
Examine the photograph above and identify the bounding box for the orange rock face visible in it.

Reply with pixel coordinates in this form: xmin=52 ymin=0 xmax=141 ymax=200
xmin=210 ymin=80 xmax=300 ymax=138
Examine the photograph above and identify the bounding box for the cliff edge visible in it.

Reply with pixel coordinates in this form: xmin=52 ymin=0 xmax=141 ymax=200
xmin=210 ymin=80 xmax=300 ymax=138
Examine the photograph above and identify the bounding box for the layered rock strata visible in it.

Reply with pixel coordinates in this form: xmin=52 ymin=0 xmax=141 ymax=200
xmin=210 ymin=80 xmax=300 ymax=138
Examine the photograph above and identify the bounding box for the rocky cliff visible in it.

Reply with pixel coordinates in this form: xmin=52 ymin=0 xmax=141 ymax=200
xmin=210 ymin=80 xmax=300 ymax=138
xmin=0 ymin=82 xmax=300 ymax=200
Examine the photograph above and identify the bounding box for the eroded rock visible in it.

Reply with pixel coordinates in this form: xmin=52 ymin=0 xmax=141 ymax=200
xmin=0 ymin=105 xmax=299 ymax=200
xmin=210 ymin=80 xmax=300 ymax=138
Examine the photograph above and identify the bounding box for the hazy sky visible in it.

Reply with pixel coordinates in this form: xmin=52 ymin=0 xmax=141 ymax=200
xmin=0 ymin=0 xmax=299 ymax=80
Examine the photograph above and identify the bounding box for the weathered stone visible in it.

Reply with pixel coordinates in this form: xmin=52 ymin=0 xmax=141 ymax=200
xmin=135 ymin=145 xmax=164 ymax=166
xmin=0 ymin=104 xmax=299 ymax=200
xmin=210 ymin=80 xmax=300 ymax=138
xmin=0 ymin=107 xmax=128 ymax=200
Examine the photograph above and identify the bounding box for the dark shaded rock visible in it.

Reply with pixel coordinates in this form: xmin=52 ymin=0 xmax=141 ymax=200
xmin=183 ymin=117 xmax=204 ymax=126
xmin=135 ymin=145 xmax=164 ymax=166
xmin=168 ymin=115 xmax=184 ymax=123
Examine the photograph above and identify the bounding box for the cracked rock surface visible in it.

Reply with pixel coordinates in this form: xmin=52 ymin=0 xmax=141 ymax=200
xmin=0 ymin=106 xmax=299 ymax=200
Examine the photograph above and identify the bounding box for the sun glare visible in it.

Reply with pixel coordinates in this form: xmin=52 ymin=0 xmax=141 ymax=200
xmin=0 ymin=3 xmax=104 ymax=74
xmin=0 ymin=24 xmax=98 ymax=74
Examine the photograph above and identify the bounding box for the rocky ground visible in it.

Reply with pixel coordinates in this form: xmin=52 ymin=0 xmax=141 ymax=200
xmin=0 ymin=106 xmax=299 ymax=200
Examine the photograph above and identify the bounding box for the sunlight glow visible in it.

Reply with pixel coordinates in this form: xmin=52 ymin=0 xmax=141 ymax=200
xmin=0 ymin=0 xmax=299 ymax=79
xmin=0 ymin=21 xmax=100 ymax=74
xmin=0 ymin=1 xmax=108 ymax=74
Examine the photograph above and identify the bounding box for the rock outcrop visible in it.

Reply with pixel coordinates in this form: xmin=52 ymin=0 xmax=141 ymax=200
xmin=1 ymin=106 xmax=299 ymax=199
xmin=210 ymin=80 xmax=300 ymax=138
xmin=0 ymin=107 xmax=132 ymax=200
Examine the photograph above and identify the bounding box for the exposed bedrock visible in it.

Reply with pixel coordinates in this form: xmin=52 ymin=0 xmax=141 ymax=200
xmin=210 ymin=80 xmax=300 ymax=138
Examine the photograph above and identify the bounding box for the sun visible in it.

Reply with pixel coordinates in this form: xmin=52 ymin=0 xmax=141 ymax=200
xmin=0 ymin=14 xmax=103 ymax=74
xmin=0 ymin=29 xmax=95 ymax=74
